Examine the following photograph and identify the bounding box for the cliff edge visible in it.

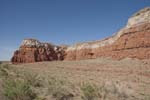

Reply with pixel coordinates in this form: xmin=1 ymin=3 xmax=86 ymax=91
xmin=11 ymin=7 xmax=150 ymax=63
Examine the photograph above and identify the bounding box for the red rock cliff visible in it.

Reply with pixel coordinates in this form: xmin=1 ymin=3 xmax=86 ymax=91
xmin=11 ymin=39 xmax=66 ymax=64
xmin=65 ymin=7 xmax=150 ymax=60
xmin=11 ymin=7 xmax=150 ymax=63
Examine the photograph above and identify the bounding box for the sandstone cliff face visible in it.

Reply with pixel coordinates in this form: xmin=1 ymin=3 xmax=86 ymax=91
xmin=127 ymin=7 xmax=150 ymax=28
xmin=11 ymin=39 xmax=66 ymax=64
xmin=65 ymin=7 xmax=150 ymax=60
xmin=11 ymin=7 xmax=150 ymax=63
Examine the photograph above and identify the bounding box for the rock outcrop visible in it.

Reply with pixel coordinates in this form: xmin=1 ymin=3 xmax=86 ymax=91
xmin=65 ymin=7 xmax=150 ymax=60
xmin=11 ymin=39 xmax=66 ymax=64
xmin=11 ymin=7 xmax=150 ymax=63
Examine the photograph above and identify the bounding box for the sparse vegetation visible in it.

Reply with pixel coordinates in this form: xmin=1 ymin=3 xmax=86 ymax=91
xmin=0 ymin=64 xmax=75 ymax=100
xmin=98 ymin=81 xmax=130 ymax=100
xmin=81 ymin=83 xmax=100 ymax=100
xmin=0 ymin=58 xmax=149 ymax=100
xmin=48 ymin=77 xmax=74 ymax=100
xmin=80 ymin=81 xmax=131 ymax=100
xmin=3 ymin=78 xmax=36 ymax=100
xmin=0 ymin=64 xmax=10 ymax=77
xmin=0 ymin=64 xmax=38 ymax=100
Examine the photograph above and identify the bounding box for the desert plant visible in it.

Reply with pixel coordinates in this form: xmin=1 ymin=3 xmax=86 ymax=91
xmin=99 ymin=81 xmax=131 ymax=100
xmin=48 ymin=77 xmax=74 ymax=100
xmin=80 ymin=81 xmax=132 ymax=100
xmin=3 ymin=78 xmax=36 ymax=100
xmin=81 ymin=83 xmax=100 ymax=100
xmin=21 ymin=72 xmax=43 ymax=88
xmin=0 ymin=64 xmax=10 ymax=78
xmin=0 ymin=65 xmax=43 ymax=100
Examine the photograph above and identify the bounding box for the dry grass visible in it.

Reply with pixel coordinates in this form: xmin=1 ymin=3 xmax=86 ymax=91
xmin=0 ymin=57 xmax=150 ymax=100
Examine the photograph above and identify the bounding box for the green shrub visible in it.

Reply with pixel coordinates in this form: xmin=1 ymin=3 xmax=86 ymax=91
xmin=3 ymin=78 xmax=36 ymax=100
xmin=48 ymin=77 xmax=74 ymax=100
xmin=0 ymin=64 xmax=10 ymax=78
xmin=22 ymin=72 xmax=43 ymax=88
xmin=0 ymin=64 xmax=40 ymax=100
xmin=81 ymin=83 xmax=100 ymax=100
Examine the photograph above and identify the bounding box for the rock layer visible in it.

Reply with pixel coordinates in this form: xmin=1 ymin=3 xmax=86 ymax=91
xmin=65 ymin=7 xmax=150 ymax=60
xmin=11 ymin=39 xmax=66 ymax=64
xmin=65 ymin=22 xmax=150 ymax=60
xmin=11 ymin=7 xmax=150 ymax=63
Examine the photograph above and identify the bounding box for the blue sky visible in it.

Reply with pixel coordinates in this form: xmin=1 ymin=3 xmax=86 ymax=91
xmin=0 ymin=0 xmax=149 ymax=61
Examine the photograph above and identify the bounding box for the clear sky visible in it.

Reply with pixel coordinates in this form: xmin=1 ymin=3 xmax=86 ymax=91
xmin=0 ymin=0 xmax=149 ymax=61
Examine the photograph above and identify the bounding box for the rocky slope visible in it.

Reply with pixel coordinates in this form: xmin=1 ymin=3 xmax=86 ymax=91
xmin=11 ymin=7 xmax=150 ymax=63
xmin=11 ymin=39 xmax=66 ymax=63
xmin=65 ymin=7 xmax=150 ymax=60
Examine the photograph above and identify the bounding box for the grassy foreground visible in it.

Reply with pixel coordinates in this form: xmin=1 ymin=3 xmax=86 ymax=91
xmin=0 ymin=58 xmax=150 ymax=100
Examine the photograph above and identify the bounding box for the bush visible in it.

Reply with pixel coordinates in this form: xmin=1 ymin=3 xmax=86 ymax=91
xmin=81 ymin=83 xmax=100 ymax=100
xmin=0 ymin=64 xmax=40 ymax=100
xmin=21 ymin=72 xmax=43 ymax=88
xmin=48 ymin=77 xmax=74 ymax=100
xmin=80 ymin=81 xmax=132 ymax=100
xmin=0 ymin=64 xmax=10 ymax=78
xmin=3 ymin=78 xmax=36 ymax=100
xmin=101 ymin=81 xmax=130 ymax=100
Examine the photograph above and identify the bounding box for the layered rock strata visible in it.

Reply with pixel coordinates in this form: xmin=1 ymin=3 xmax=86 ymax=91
xmin=11 ymin=7 xmax=150 ymax=63
xmin=11 ymin=39 xmax=66 ymax=63
xmin=65 ymin=7 xmax=150 ymax=60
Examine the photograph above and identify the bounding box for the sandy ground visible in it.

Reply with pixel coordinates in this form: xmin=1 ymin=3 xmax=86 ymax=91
xmin=10 ymin=57 xmax=150 ymax=99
